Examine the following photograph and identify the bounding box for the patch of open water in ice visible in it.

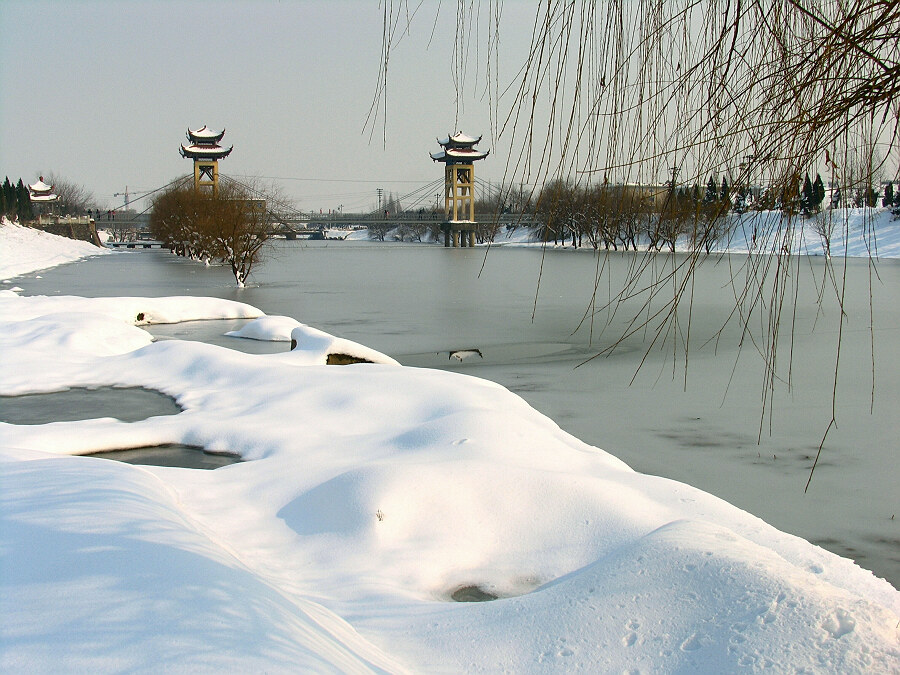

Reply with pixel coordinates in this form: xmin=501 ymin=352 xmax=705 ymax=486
xmin=86 ymin=444 xmax=242 ymax=470
xmin=0 ymin=386 xmax=181 ymax=424
xmin=450 ymin=585 xmax=500 ymax=602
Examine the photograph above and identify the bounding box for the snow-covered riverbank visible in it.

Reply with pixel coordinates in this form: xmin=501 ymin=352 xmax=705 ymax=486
xmin=1 ymin=219 xmax=898 ymax=672
xmin=353 ymin=206 xmax=900 ymax=259
xmin=0 ymin=219 xmax=110 ymax=280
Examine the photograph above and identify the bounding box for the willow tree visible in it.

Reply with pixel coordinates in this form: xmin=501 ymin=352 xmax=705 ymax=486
xmin=374 ymin=1 xmax=899 ymax=482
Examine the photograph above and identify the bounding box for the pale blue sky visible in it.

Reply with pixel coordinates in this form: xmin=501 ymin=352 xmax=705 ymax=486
xmin=1 ymin=1 xmax=537 ymax=211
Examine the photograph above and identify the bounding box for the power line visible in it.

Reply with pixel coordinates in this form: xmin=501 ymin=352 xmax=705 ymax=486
xmin=107 ymin=175 xmax=191 ymax=214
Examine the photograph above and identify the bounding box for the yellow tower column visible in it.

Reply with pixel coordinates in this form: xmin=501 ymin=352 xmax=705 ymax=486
xmin=443 ymin=163 xmax=475 ymax=247
xmin=432 ymin=132 xmax=488 ymax=247
xmin=194 ymin=160 xmax=220 ymax=196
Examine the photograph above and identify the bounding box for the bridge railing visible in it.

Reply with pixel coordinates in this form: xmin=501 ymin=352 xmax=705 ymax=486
xmin=269 ymin=212 xmax=539 ymax=229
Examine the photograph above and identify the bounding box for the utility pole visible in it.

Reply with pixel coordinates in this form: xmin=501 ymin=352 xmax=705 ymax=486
xmin=377 ymin=188 xmax=384 ymax=212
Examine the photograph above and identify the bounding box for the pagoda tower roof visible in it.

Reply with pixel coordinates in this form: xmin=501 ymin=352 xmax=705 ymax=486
xmin=180 ymin=143 xmax=234 ymax=160
xmin=187 ymin=125 xmax=226 ymax=144
xmin=29 ymin=177 xmax=53 ymax=194
xmin=181 ymin=126 xmax=232 ymax=160
xmin=28 ymin=177 xmax=58 ymax=202
xmin=431 ymin=131 xmax=489 ymax=163
xmin=437 ymin=131 xmax=482 ymax=147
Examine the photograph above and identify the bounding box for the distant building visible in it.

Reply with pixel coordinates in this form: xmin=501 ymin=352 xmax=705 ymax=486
xmin=28 ymin=176 xmax=58 ymax=215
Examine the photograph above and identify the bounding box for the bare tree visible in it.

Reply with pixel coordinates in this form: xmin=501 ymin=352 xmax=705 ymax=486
xmin=533 ymin=179 xmax=575 ymax=246
xmin=150 ymin=177 xmax=280 ymax=287
xmin=209 ymin=180 xmax=277 ymax=287
xmin=43 ymin=172 xmax=100 ymax=216
xmin=367 ymin=220 xmax=391 ymax=241
xmin=149 ymin=178 xmax=210 ymax=260
xmin=106 ymin=220 xmax=138 ymax=244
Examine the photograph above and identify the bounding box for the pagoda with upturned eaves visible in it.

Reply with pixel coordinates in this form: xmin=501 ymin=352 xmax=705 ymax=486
xmin=431 ymin=132 xmax=489 ymax=247
xmin=180 ymin=126 xmax=232 ymax=196
xmin=28 ymin=176 xmax=59 ymax=215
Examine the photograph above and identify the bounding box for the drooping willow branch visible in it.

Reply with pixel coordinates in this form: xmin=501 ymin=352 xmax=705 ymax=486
xmin=372 ymin=1 xmax=899 ymax=485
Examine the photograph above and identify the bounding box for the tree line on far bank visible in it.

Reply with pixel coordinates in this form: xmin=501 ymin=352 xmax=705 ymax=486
xmin=529 ymin=174 xmax=832 ymax=251
xmin=366 ymin=170 xmax=897 ymax=251
xmin=470 ymin=172 xmax=897 ymax=253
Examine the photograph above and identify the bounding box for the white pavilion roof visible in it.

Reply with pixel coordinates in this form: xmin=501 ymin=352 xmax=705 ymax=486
xmin=29 ymin=178 xmax=53 ymax=193
xmin=438 ymin=131 xmax=482 ymax=146
xmin=430 ymin=147 xmax=489 ymax=162
xmin=180 ymin=143 xmax=233 ymax=158
xmin=188 ymin=125 xmax=224 ymax=140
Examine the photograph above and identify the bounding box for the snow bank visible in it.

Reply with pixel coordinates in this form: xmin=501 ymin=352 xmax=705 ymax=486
xmin=0 ymin=291 xmax=263 ymax=326
xmin=1 ymin=291 xmax=898 ymax=673
xmin=227 ymin=316 xmax=399 ymax=365
xmin=0 ymin=217 xmax=109 ymax=279
xmin=225 ymin=314 xmax=303 ymax=341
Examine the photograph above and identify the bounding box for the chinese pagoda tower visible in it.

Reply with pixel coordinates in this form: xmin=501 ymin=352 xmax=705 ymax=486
xmin=180 ymin=126 xmax=233 ymax=196
xmin=28 ymin=176 xmax=59 ymax=214
xmin=431 ymin=132 xmax=489 ymax=247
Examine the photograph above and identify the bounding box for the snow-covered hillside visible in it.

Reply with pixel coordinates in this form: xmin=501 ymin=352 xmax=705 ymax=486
xmin=0 ymin=218 xmax=109 ymax=279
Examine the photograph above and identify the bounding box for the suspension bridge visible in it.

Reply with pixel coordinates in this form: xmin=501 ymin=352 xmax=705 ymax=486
xmin=100 ymin=174 xmax=538 ymax=242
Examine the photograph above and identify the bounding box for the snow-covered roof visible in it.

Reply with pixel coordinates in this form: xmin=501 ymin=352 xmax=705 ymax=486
xmin=180 ymin=143 xmax=233 ymax=160
xmin=430 ymin=147 xmax=490 ymax=162
xmin=438 ymin=131 xmax=482 ymax=146
xmin=187 ymin=126 xmax=225 ymax=143
xmin=29 ymin=193 xmax=59 ymax=202
xmin=28 ymin=178 xmax=53 ymax=193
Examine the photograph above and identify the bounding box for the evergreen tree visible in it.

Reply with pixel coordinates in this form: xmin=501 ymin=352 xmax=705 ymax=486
xmin=881 ymin=182 xmax=893 ymax=207
xmin=831 ymin=187 xmax=842 ymax=208
xmin=2 ymin=177 xmax=14 ymax=217
xmin=801 ymin=173 xmax=813 ymax=214
xmin=733 ymin=185 xmax=747 ymax=212
xmin=15 ymin=179 xmax=33 ymax=222
xmin=704 ymin=177 xmax=718 ymax=203
xmin=720 ymin=177 xmax=729 ymax=204
xmin=865 ymin=186 xmax=878 ymax=207
xmin=812 ymin=174 xmax=826 ymax=208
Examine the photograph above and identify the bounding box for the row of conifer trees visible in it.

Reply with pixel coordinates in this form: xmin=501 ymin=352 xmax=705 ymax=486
xmin=1 ymin=177 xmax=34 ymax=222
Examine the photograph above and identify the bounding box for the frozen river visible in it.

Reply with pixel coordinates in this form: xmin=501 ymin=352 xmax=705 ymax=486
xmin=15 ymin=240 xmax=899 ymax=586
